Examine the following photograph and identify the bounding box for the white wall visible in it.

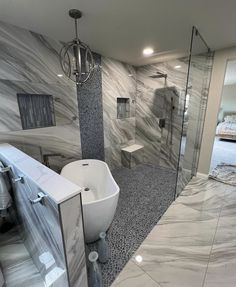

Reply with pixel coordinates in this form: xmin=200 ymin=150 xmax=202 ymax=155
xmin=218 ymin=84 xmax=236 ymax=121
xmin=198 ymin=46 xmax=236 ymax=174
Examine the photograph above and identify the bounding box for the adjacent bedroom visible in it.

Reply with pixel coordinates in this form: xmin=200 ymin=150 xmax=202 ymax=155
xmin=210 ymin=59 xmax=236 ymax=183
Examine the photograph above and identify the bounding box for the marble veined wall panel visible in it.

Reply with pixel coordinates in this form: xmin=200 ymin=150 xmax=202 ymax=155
xmin=0 ymin=79 xmax=79 ymax=132
xmin=0 ymin=20 xmax=72 ymax=86
xmin=0 ymin=227 xmax=45 ymax=287
xmin=0 ymin=125 xmax=81 ymax=172
xmin=102 ymin=53 xmax=211 ymax=175
xmin=0 ymin=21 xmax=81 ymax=171
xmin=102 ymin=57 xmax=136 ymax=121
xmin=3 ymin=164 xmax=69 ymax=286
xmin=103 ymin=56 xmax=189 ymax=170
xmin=59 ymin=195 xmax=88 ymax=287
xmin=102 ymin=57 xmax=137 ymax=169
xmin=0 ymin=144 xmax=87 ymax=286
xmin=136 ymin=58 xmax=187 ymax=169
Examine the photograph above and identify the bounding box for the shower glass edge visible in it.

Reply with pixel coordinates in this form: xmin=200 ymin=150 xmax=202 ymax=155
xmin=175 ymin=26 xmax=214 ymax=198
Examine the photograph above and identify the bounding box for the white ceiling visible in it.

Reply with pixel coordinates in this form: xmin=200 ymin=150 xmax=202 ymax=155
xmin=1 ymin=0 xmax=236 ymax=66
xmin=224 ymin=59 xmax=236 ymax=86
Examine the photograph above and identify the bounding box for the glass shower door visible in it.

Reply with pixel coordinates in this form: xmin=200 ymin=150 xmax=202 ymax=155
xmin=176 ymin=27 xmax=213 ymax=196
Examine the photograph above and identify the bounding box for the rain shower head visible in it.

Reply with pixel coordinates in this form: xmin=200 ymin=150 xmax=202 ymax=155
xmin=149 ymin=71 xmax=167 ymax=79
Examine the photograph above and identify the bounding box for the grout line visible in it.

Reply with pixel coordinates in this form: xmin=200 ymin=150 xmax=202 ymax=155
xmin=128 ymin=179 xmax=227 ymax=287
xmin=201 ymin=187 xmax=226 ymax=287
xmin=145 ymin=272 xmax=164 ymax=287
xmin=132 ymin=258 xmax=164 ymax=287
xmin=131 ymin=260 xmax=163 ymax=287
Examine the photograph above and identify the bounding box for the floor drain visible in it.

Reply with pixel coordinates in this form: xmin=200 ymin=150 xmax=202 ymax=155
xmin=84 ymin=187 xmax=90 ymax=191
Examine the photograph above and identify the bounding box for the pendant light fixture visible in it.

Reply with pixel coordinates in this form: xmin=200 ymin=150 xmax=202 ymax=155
xmin=59 ymin=9 xmax=95 ymax=85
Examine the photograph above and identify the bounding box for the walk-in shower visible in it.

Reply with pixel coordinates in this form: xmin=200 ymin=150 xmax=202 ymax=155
xmin=149 ymin=71 xmax=180 ymax=148
xmin=96 ymin=26 xmax=213 ymax=287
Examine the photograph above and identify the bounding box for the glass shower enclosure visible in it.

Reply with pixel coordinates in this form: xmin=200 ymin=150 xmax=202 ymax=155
xmin=176 ymin=26 xmax=214 ymax=196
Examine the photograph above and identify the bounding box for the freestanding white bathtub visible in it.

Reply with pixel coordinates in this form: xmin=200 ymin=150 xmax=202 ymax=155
xmin=61 ymin=159 xmax=119 ymax=243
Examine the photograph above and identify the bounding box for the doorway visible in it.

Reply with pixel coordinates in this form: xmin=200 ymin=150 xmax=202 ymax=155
xmin=210 ymin=59 xmax=236 ymax=173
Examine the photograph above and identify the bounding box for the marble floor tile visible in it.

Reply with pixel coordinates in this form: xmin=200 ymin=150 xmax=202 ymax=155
xmin=161 ymin=201 xmax=219 ymax=224
xmin=112 ymin=261 xmax=161 ymax=287
xmin=97 ymin=164 xmax=177 ymax=287
xmin=127 ymin=195 xmax=219 ymax=287
xmin=176 ymin=178 xmax=226 ymax=213
xmin=148 ymin=218 xmax=218 ymax=247
xmin=132 ymin=245 xmax=210 ymax=287
xmin=203 ymin=259 xmax=236 ymax=287
xmin=112 ymin=177 xmax=236 ymax=287
xmin=0 ymin=227 xmax=44 ymax=287
xmin=222 ymin=185 xmax=236 ymax=206
xmin=203 ymin=230 xmax=236 ymax=286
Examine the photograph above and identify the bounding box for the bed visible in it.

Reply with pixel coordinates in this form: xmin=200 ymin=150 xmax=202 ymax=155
xmin=216 ymin=112 xmax=236 ymax=140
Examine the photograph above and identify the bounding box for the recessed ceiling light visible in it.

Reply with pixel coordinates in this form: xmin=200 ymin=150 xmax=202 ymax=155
xmin=174 ymin=65 xmax=181 ymax=69
xmin=57 ymin=74 xmax=63 ymax=77
xmin=135 ymin=255 xmax=143 ymax=263
xmin=143 ymin=47 xmax=154 ymax=56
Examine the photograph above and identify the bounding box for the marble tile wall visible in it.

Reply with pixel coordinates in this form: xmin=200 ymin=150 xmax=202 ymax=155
xmin=0 ymin=19 xmax=212 ymax=178
xmin=0 ymin=227 xmax=45 ymax=287
xmin=102 ymin=57 xmax=137 ymax=169
xmin=10 ymin=168 xmax=69 ymax=286
xmin=0 ymin=20 xmax=81 ymax=172
xmin=0 ymin=144 xmax=88 ymax=287
xmin=102 ymin=56 xmax=190 ymax=171
xmin=103 ymin=53 xmax=212 ymax=191
xmin=102 ymin=56 xmax=188 ymax=170
xmin=59 ymin=194 xmax=88 ymax=287
xmin=135 ymin=59 xmax=188 ymax=170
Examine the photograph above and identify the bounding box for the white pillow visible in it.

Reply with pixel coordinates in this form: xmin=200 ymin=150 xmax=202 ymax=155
xmin=224 ymin=115 xmax=236 ymax=122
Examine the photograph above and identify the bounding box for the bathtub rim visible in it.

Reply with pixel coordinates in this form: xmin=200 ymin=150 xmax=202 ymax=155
xmin=61 ymin=159 xmax=120 ymax=206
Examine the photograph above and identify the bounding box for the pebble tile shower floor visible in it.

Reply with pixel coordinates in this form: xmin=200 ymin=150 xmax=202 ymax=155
xmin=88 ymin=164 xmax=177 ymax=287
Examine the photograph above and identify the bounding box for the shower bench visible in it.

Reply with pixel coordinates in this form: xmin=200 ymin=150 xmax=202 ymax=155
xmin=121 ymin=144 xmax=144 ymax=168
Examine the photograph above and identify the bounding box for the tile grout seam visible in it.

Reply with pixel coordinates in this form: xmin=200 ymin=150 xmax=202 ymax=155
xmin=132 ymin=259 xmax=164 ymax=287
xmin=201 ymin=186 xmax=226 ymax=287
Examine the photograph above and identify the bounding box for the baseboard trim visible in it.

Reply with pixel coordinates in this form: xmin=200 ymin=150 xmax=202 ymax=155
xmin=196 ymin=172 xmax=209 ymax=179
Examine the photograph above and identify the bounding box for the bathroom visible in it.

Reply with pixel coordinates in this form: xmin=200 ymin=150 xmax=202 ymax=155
xmin=0 ymin=4 xmax=213 ymax=287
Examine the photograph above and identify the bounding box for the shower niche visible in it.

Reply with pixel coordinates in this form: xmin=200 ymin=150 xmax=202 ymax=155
xmin=117 ymin=97 xmax=130 ymax=119
xmin=17 ymin=93 xmax=56 ymax=130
